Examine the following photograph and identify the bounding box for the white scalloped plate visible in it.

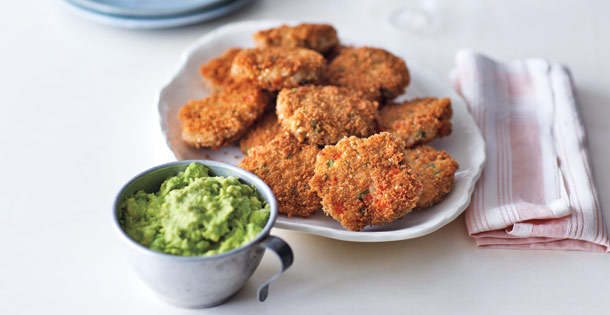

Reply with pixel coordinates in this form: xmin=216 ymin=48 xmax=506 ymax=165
xmin=157 ymin=20 xmax=486 ymax=242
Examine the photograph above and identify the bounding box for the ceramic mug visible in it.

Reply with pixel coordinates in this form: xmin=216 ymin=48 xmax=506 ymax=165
xmin=113 ymin=160 xmax=293 ymax=308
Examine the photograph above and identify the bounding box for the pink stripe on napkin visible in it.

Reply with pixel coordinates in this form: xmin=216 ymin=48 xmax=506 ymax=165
xmin=451 ymin=51 xmax=609 ymax=252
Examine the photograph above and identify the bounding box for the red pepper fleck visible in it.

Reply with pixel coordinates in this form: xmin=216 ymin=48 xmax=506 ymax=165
xmin=333 ymin=202 xmax=345 ymax=214
xmin=437 ymin=123 xmax=445 ymax=134
xmin=375 ymin=199 xmax=388 ymax=209
xmin=387 ymin=167 xmax=400 ymax=177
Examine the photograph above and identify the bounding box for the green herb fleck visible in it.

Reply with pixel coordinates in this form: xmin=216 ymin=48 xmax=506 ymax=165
xmin=359 ymin=207 xmax=366 ymax=216
xmin=327 ymin=159 xmax=334 ymax=167
xmin=434 ymin=170 xmax=441 ymax=176
xmin=311 ymin=120 xmax=318 ymax=129
xmin=286 ymin=153 xmax=294 ymax=159
xmin=348 ymin=113 xmax=355 ymax=119
xmin=357 ymin=189 xmax=370 ymax=201
xmin=427 ymin=163 xmax=436 ymax=169
xmin=416 ymin=129 xmax=427 ymax=139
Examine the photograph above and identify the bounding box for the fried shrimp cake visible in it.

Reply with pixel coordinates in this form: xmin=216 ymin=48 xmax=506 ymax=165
xmin=309 ymin=133 xmax=422 ymax=231
xmin=324 ymin=44 xmax=351 ymax=62
xmin=178 ymin=84 xmax=270 ymax=149
xmin=253 ymin=23 xmax=339 ymax=54
xmin=326 ymin=47 xmax=410 ymax=101
xmin=379 ymin=97 xmax=452 ymax=148
xmin=238 ymin=134 xmax=321 ymax=217
xmin=239 ymin=110 xmax=283 ymax=154
xmin=405 ymin=145 xmax=459 ymax=209
xmin=230 ymin=47 xmax=325 ymax=91
xmin=199 ymin=48 xmax=242 ymax=92
xmin=276 ymin=85 xmax=378 ymax=145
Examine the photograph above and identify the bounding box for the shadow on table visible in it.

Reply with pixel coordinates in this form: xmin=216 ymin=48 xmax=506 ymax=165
xmin=223 ymin=214 xmax=476 ymax=308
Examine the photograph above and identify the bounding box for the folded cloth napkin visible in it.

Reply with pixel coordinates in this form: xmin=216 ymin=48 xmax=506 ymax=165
xmin=451 ymin=50 xmax=609 ymax=252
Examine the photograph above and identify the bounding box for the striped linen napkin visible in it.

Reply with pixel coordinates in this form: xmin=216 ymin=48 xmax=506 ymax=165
xmin=451 ymin=50 xmax=609 ymax=252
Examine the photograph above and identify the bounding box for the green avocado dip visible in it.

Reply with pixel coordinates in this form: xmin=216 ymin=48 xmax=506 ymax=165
xmin=119 ymin=162 xmax=270 ymax=256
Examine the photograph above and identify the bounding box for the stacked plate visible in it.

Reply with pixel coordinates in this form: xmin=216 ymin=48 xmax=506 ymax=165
xmin=63 ymin=0 xmax=253 ymax=29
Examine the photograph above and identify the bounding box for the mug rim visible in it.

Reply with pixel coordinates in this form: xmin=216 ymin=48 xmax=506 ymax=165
xmin=112 ymin=159 xmax=279 ymax=261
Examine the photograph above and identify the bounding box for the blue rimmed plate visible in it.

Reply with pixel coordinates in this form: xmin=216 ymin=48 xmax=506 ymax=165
xmin=63 ymin=0 xmax=253 ymax=29
xmin=68 ymin=0 xmax=229 ymax=17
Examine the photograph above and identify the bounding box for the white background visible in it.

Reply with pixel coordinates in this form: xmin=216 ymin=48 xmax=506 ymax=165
xmin=1 ymin=1 xmax=609 ymax=314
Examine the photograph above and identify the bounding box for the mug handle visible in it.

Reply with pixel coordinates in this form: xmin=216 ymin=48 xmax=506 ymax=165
xmin=257 ymin=235 xmax=294 ymax=302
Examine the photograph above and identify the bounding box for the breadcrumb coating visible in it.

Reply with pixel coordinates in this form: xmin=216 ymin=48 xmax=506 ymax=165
xmin=239 ymin=134 xmax=321 ymax=217
xmin=253 ymin=23 xmax=339 ymax=54
xmin=379 ymin=97 xmax=452 ymax=147
xmin=326 ymin=47 xmax=410 ymax=101
xmin=324 ymin=44 xmax=351 ymax=63
xmin=178 ymin=84 xmax=270 ymax=149
xmin=230 ymin=47 xmax=325 ymax=91
xmin=182 ymin=25 xmax=460 ymax=230
xmin=276 ymin=85 xmax=378 ymax=145
xmin=199 ymin=48 xmax=242 ymax=92
xmin=309 ymin=133 xmax=422 ymax=231
xmin=405 ymin=145 xmax=459 ymax=209
xmin=239 ymin=110 xmax=283 ymax=154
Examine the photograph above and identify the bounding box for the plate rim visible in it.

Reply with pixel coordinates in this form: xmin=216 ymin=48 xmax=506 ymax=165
xmin=67 ymin=0 xmax=230 ymax=18
xmin=62 ymin=0 xmax=252 ymax=29
xmin=156 ymin=20 xmax=486 ymax=242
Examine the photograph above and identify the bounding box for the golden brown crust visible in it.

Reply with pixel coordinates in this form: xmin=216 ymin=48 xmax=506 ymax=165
xmin=324 ymin=44 xmax=351 ymax=63
xmin=379 ymin=98 xmax=452 ymax=147
xmin=253 ymin=23 xmax=339 ymax=54
xmin=238 ymin=134 xmax=321 ymax=217
xmin=325 ymin=47 xmax=410 ymax=101
xmin=309 ymin=133 xmax=422 ymax=231
xmin=178 ymin=84 xmax=270 ymax=149
xmin=276 ymin=85 xmax=378 ymax=145
xmin=239 ymin=110 xmax=284 ymax=154
xmin=199 ymin=48 xmax=242 ymax=92
xmin=405 ymin=145 xmax=459 ymax=209
xmin=230 ymin=47 xmax=325 ymax=91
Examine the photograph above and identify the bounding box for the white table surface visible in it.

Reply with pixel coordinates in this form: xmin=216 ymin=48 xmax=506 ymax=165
xmin=2 ymin=1 xmax=609 ymax=314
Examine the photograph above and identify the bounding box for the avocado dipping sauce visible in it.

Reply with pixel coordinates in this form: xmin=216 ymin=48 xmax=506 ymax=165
xmin=119 ymin=162 xmax=270 ymax=256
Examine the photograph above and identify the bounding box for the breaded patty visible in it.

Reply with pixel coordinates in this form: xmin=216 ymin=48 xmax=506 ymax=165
xmin=325 ymin=47 xmax=410 ymax=101
xmin=405 ymin=145 xmax=459 ymax=209
xmin=309 ymin=133 xmax=422 ymax=231
xmin=276 ymin=85 xmax=378 ymax=145
xmin=178 ymin=84 xmax=270 ymax=149
xmin=239 ymin=110 xmax=284 ymax=154
xmin=239 ymin=134 xmax=321 ymax=218
xmin=199 ymin=48 xmax=242 ymax=92
xmin=324 ymin=44 xmax=351 ymax=62
xmin=379 ymin=97 xmax=452 ymax=148
xmin=230 ymin=47 xmax=325 ymax=91
xmin=253 ymin=23 xmax=339 ymax=54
